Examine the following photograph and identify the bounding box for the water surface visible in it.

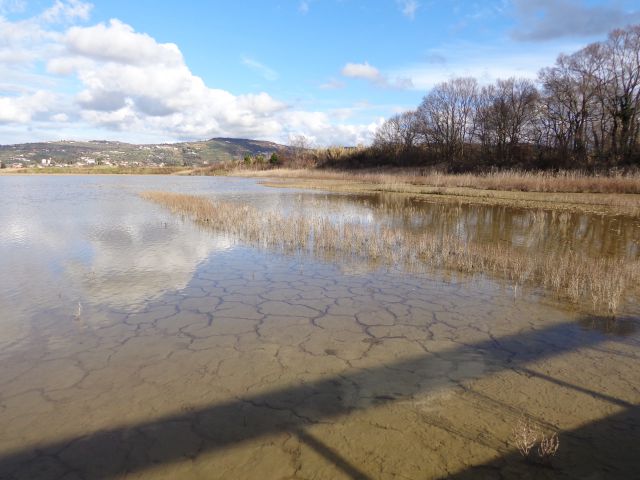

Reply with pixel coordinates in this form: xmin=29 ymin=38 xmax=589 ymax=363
xmin=0 ymin=175 xmax=638 ymax=479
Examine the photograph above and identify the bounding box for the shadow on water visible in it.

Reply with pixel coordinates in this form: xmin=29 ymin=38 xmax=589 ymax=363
xmin=293 ymin=429 xmax=373 ymax=480
xmin=1 ymin=318 xmax=638 ymax=479
xmin=436 ymin=404 xmax=640 ymax=479
xmin=577 ymin=314 xmax=639 ymax=337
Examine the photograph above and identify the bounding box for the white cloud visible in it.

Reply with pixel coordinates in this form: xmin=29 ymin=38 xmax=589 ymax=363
xmin=341 ymin=61 xmax=413 ymax=89
xmin=391 ymin=42 xmax=573 ymax=90
xmin=397 ymin=0 xmax=419 ymax=20
xmin=241 ymin=56 xmax=279 ymax=81
xmin=298 ymin=1 xmax=309 ymax=14
xmin=0 ymin=12 xmax=62 ymax=67
xmin=65 ymin=19 xmax=182 ymax=66
xmin=342 ymin=62 xmax=380 ymax=81
xmin=0 ymin=0 xmax=25 ymax=14
xmin=0 ymin=90 xmax=57 ymax=123
xmin=0 ymin=3 xmax=379 ymax=146
xmin=41 ymin=0 xmax=92 ymax=23
xmin=51 ymin=112 xmax=69 ymax=122
xmin=282 ymin=110 xmax=383 ymax=146
xmin=319 ymin=78 xmax=345 ymax=90
xmin=328 ymin=101 xmax=375 ymax=121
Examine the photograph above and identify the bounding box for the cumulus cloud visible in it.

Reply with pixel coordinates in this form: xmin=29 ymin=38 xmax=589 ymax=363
xmin=397 ymin=0 xmax=419 ymax=20
xmin=0 ymin=11 xmax=62 ymax=67
xmin=65 ymin=19 xmax=182 ymax=66
xmin=51 ymin=112 xmax=69 ymax=122
xmin=0 ymin=90 xmax=57 ymax=123
xmin=341 ymin=61 xmax=413 ymax=89
xmin=0 ymin=2 xmax=379 ymax=146
xmin=342 ymin=62 xmax=381 ymax=81
xmin=511 ymin=0 xmax=640 ymax=41
xmin=282 ymin=110 xmax=383 ymax=146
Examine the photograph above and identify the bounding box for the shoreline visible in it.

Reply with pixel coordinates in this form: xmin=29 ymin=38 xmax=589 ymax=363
xmin=0 ymin=166 xmax=188 ymax=175
xmin=4 ymin=166 xmax=640 ymax=216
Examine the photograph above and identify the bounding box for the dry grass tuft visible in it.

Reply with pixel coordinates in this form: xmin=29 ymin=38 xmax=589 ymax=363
xmin=512 ymin=417 xmax=560 ymax=463
xmin=538 ymin=432 xmax=560 ymax=462
xmin=141 ymin=191 xmax=640 ymax=315
xmin=513 ymin=417 xmax=539 ymax=458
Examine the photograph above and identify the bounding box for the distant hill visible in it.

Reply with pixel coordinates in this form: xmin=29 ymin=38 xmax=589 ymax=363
xmin=0 ymin=138 xmax=287 ymax=168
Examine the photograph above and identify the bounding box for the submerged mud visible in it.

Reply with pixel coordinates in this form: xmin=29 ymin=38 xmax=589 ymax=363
xmin=0 ymin=176 xmax=638 ymax=479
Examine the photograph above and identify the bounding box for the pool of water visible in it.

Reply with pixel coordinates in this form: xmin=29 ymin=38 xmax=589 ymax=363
xmin=0 ymin=175 xmax=638 ymax=479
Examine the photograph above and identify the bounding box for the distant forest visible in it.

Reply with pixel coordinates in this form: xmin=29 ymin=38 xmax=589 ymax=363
xmin=316 ymin=24 xmax=640 ymax=172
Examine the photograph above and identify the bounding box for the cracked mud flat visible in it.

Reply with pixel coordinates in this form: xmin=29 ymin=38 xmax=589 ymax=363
xmin=0 ymin=176 xmax=639 ymax=479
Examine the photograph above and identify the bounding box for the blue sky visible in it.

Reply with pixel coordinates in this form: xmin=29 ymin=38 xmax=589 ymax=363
xmin=1 ymin=0 xmax=639 ymax=145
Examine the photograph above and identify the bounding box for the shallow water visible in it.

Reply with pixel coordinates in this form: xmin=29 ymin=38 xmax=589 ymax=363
xmin=0 ymin=175 xmax=638 ymax=479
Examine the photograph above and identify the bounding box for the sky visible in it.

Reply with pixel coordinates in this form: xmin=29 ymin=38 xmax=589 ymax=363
xmin=1 ymin=0 xmax=639 ymax=146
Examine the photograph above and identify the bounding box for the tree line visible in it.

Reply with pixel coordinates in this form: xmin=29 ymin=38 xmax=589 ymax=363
xmin=343 ymin=24 xmax=640 ymax=172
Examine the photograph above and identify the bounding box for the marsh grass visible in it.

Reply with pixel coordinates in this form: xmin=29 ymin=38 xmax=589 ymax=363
xmin=233 ymin=168 xmax=640 ymax=194
xmin=141 ymin=191 xmax=640 ymax=315
xmin=231 ymin=168 xmax=640 ymax=215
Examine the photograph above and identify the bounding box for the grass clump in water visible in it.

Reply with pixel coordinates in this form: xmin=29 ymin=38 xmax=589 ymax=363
xmin=141 ymin=191 xmax=639 ymax=315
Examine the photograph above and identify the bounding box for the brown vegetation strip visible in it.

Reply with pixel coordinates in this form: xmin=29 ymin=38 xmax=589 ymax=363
xmin=228 ymin=169 xmax=640 ymax=215
xmin=141 ymin=191 xmax=640 ymax=315
xmin=234 ymin=168 xmax=640 ymax=193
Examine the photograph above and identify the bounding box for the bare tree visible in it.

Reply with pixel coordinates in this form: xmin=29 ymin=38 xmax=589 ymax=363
xmin=373 ymin=111 xmax=419 ymax=153
xmin=477 ymin=77 xmax=538 ymax=164
xmin=374 ymin=115 xmax=402 ymax=152
xmin=289 ymin=135 xmax=313 ymax=167
xmin=538 ymin=44 xmax=607 ymax=166
xmin=535 ymin=25 xmax=640 ymax=166
xmin=601 ymin=25 xmax=640 ymax=161
xmin=416 ymin=77 xmax=479 ymax=163
xmin=368 ymin=23 xmax=640 ymax=170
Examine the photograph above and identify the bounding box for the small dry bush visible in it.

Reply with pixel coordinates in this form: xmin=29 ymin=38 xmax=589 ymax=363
xmin=513 ymin=417 xmax=539 ymax=457
xmin=512 ymin=417 xmax=560 ymax=464
xmin=538 ymin=433 xmax=560 ymax=463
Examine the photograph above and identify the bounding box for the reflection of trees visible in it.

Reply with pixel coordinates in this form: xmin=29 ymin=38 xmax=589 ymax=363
xmin=311 ymin=193 xmax=640 ymax=261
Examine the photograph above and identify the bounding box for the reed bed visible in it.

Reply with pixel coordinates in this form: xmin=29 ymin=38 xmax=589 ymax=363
xmin=236 ymin=169 xmax=640 ymax=215
xmin=141 ymin=191 xmax=640 ymax=315
xmin=235 ymin=168 xmax=640 ymax=194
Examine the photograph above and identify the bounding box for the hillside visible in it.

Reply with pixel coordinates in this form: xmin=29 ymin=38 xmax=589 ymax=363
xmin=0 ymin=138 xmax=286 ymax=169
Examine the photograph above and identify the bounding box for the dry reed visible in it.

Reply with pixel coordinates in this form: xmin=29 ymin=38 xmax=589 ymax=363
xmin=233 ymin=169 xmax=640 ymax=215
xmin=141 ymin=191 xmax=640 ymax=315
xmin=235 ymin=168 xmax=640 ymax=194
